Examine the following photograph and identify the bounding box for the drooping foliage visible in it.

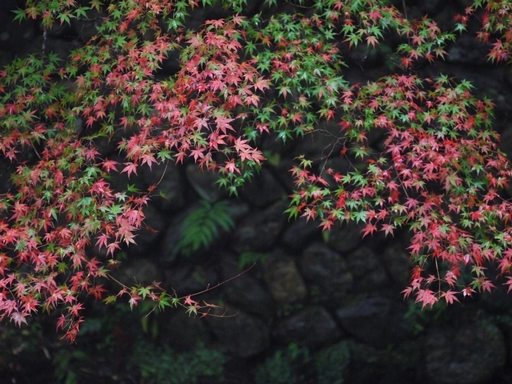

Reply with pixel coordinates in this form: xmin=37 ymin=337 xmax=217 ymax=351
xmin=1 ymin=0 xmax=512 ymax=340
xmin=288 ymin=75 xmax=512 ymax=305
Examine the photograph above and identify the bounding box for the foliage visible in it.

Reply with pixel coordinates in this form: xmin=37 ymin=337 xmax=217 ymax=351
xmin=289 ymin=75 xmax=512 ymax=307
xmin=132 ymin=341 xmax=225 ymax=384
xmin=238 ymin=251 xmax=268 ymax=269
xmin=175 ymin=200 xmax=234 ymax=256
xmin=255 ymin=342 xmax=350 ymax=384
xmin=53 ymin=349 xmax=88 ymax=384
xmin=403 ymin=301 xmax=447 ymax=335
xmin=315 ymin=342 xmax=351 ymax=384
xmin=1 ymin=0 xmax=512 ymax=339
xmin=0 ymin=301 xmax=225 ymax=383
xmin=255 ymin=343 xmax=310 ymax=384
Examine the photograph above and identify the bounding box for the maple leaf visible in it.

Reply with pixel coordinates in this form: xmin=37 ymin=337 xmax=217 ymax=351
xmin=186 ymin=305 xmax=198 ymax=316
xmin=140 ymin=153 xmax=158 ymax=169
xmin=366 ymin=35 xmax=379 ymax=47
xmin=253 ymin=77 xmax=270 ymax=91
xmin=10 ymin=312 xmax=27 ymax=327
xmin=223 ymin=160 xmax=239 ymax=174
xmin=101 ymin=160 xmax=118 ymax=172
xmin=121 ymin=162 xmax=138 ymax=177
xmin=320 ymin=219 xmax=334 ymax=231
xmin=183 ymin=295 xmax=198 ymax=306
xmin=441 ymin=290 xmax=459 ymax=304
xmin=106 ymin=242 xmax=121 ymax=256
xmin=505 ymin=277 xmax=512 ymax=293
xmin=416 ymin=289 xmax=438 ymax=309
xmin=95 ymin=233 xmax=109 ymax=249
xmin=381 ymin=224 xmax=395 ymax=237
xmin=362 ymin=223 xmax=377 ymax=237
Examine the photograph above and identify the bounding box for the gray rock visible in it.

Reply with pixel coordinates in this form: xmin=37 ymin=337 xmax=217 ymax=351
xmin=226 ymin=200 xmax=250 ymax=222
xmin=293 ymin=122 xmax=343 ymax=160
xmin=142 ymin=163 xmax=186 ymax=211
xmin=418 ymin=0 xmax=444 ymax=14
xmin=240 ymin=168 xmax=285 ymax=208
xmin=322 ymin=157 xmax=353 ymax=175
xmin=0 ymin=0 xmax=16 ymax=13
xmin=381 ymin=241 xmax=411 ymax=287
xmin=506 ymin=67 xmax=512 ymax=88
xmin=240 ymin=0 xmax=263 ymax=15
xmin=0 ymin=159 xmax=12 ymax=194
xmin=345 ymin=246 xmax=389 ymax=292
xmin=346 ymin=44 xmax=382 ymax=68
xmin=480 ymin=288 xmax=512 ymax=313
xmin=128 ymin=204 xmax=166 ymax=254
xmin=447 ymin=35 xmax=488 ymax=65
xmin=207 ymin=307 xmax=270 ymax=358
xmin=186 ymin=164 xmax=225 ymax=201
xmin=219 ymin=254 xmax=275 ymax=318
xmin=0 ymin=50 xmax=12 ymax=67
xmin=347 ymin=340 xmax=420 ymax=384
xmin=282 ymin=218 xmax=320 ymax=251
xmin=45 ymin=23 xmax=71 ymax=38
xmin=273 ymin=158 xmax=296 ymax=191
xmin=164 ymin=264 xmax=218 ymax=296
xmin=326 ymin=224 xmax=363 ymax=254
xmin=25 ymin=36 xmax=80 ymax=59
xmin=224 ymin=275 xmax=275 ymax=319
xmin=72 ymin=10 xmax=103 ymax=42
xmin=161 ymin=311 xmax=212 ymax=350
xmin=274 ymin=306 xmax=340 ymax=348
xmin=0 ymin=6 xmax=35 ymax=53
xmin=425 ymin=320 xmax=506 ymax=384
xmin=263 ymin=252 xmax=307 ymax=304
xmin=116 ymin=259 xmax=160 ymax=285
xmin=499 ymin=125 xmax=512 ymax=160
xmin=335 ymin=297 xmax=412 ymax=347
xmin=232 ymin=200 xmax=287 ymax=252
xmin=405 ymin=0 xmax=445 ymax=19
xmin=159 ymin=49 xmax=181 ymax=75
xmin=299 ymin=243 xmax=353 ymax=302
xmin=160 ymin=209 xmax=189 ymax=264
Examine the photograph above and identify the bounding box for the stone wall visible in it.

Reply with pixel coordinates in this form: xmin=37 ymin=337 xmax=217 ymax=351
xmin=2 ymin=1 xmax=512 ymax=383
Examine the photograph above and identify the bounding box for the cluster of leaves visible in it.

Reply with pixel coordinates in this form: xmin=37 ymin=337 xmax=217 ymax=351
xmin=1 ymin=0 xmax=512 ymax=340
xmin=289 ymin=75 xmax=512 ymax=306
xmin=460 ymin=0 xmax=512 ymax=62
xmin=0 ymin=53 xmax=153 ymax=340
xmin=12 ymin=0 xmax=100 ymax=29
xmin=0 ymin=0 xmax=267 ymax=341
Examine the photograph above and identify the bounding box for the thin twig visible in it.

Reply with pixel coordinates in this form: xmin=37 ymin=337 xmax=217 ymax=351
xmin=42 ymin=30 xmax=47 ymax=55
xmin=435 ymin=258 xmax=441 ymax=294
xmin=402 ymin=0 xmax=408 ymax=20
xmin=181 ymin=263 xmax=256 ymax=299
xmin=155 ymin=162 xmax=168 ymax=187
xmin=107 ymin=273 xmax=131 ymax=290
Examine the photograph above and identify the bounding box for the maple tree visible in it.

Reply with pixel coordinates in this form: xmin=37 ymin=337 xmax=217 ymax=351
xmin=1 ymin=0 xmax=512 ymax=340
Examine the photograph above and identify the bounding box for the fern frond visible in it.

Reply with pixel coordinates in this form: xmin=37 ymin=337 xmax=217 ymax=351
xmin=174 ymin=200 xmax=235 ymax=256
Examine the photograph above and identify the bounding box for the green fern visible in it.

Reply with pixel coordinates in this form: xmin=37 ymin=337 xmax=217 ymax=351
xmin=175 ymin=200 xmax=234 ymax=256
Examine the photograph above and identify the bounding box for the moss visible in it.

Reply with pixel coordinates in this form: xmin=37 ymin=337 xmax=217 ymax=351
xmin=132 ymin=342 xmax=225 ymax=384
xmin=315 ymin=342 xmax=351 ymax=384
